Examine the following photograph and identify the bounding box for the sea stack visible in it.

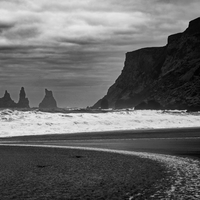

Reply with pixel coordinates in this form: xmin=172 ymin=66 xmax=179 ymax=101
xmin=0 ymin=90 xmax=16 ymax=108
xmin=17 ymin=87 xmax=30 ymax=108
xmin=39 ymin=89 xmax=57 ymax=109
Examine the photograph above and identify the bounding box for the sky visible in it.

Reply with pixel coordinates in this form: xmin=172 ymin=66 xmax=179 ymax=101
xmin=0 ymin=0 xmax=200 ymax=108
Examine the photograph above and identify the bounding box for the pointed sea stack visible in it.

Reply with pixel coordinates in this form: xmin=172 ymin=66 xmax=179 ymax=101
xmin=39 ymin=89 xmax=57 ymax=108
xmin=0 ymin=90 xmax=16 ymax=108
xmin=17 ymin=87 xmax=30 ymax=108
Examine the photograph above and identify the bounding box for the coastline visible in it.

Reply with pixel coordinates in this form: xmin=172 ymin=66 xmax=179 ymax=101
xmin=1 ymin=127 xmax=200 ymax=159
xmin=0 ymin=145 xmax=173 ymax=199
xmin=1 ymin=126 xmax=200 ymax=140
xmin=0 ymin=144 xmax=199 ymax=199
xmin=0 ymin=126 xmax=200 ymax=198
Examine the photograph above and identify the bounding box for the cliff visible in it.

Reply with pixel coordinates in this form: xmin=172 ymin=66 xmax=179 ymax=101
xmin=39 ymin=89 xmax=57 ymax=109
xmin=93 ymin=17 xmax=200 ymax=111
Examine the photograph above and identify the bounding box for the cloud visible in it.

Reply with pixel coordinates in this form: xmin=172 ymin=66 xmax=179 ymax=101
xmin=0 ymin=21 xmax=15 ymax=32
xmin=0 ymin=0 xmax=200 ymax=106
xmin=0 ymin=0 xmax=199 ymax=48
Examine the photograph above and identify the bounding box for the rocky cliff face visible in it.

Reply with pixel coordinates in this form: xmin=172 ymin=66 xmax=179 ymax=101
xmin=39 ymin=89 xmax=57 ymax=108
xmin=93 ymin=17 xmax=200 ymax=111
xmin=0 ymin=87 xmax=30 ymax=108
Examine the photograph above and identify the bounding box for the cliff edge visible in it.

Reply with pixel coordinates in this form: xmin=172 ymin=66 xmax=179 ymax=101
xmin=93 ymin=17 xmax=200 ymax=111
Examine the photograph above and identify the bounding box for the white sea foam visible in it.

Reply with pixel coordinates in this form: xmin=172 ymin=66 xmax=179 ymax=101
xmin=0 ymin=109 xmax=200 ymax=137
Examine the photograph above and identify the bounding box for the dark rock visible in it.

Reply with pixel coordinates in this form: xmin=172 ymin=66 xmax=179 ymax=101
xmin=186 ymin=105 xmax=200 ymax=112
xmin=17 ymin=87 xmax=29 ymax=108
xmin=135 ymin=100 xmax=163 ymax=110
xmin=93 ymin=46 xmax=166 ymax=109
xmin=0 ymin=90 xmax=16 ymax=108
xmin=93 ymin=17 xmax=200 ymax=111
xmin=185 ymin=17 xmax=200 ymax=35
xmin=115 ymin=96 xmax=144 ymax=109
xmin=39 ymin=89 xmax=57 ymax=108
xmin=0 ymin=88 xmax=30 ymax=108
xmin=100 ymin=98 xmax=109 ymax=109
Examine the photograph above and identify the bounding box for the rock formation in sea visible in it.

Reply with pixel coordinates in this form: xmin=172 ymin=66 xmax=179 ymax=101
xmin=17 ymin=87 xmax=30 ymax=108
xmin=0 ymin=87 xmax=30 ymax=108
xmin=93 ymin=17 xmax=200 ymax=111
xmin=0 ymin=90 xmax=16 ymax=108
xmin=39 ymin=89 xmax=57 ymax=108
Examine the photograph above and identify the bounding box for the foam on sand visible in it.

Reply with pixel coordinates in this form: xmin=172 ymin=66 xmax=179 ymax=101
xmin=0 ymin=109 xmax=200 ymax=137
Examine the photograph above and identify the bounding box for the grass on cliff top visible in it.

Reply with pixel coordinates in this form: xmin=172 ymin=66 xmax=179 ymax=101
xmin=0 ymin=146 xmax=172 ymax=200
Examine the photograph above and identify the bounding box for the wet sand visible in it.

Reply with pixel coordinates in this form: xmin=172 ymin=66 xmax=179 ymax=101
xmin=1 ymin=127 xmax=200 ymax=159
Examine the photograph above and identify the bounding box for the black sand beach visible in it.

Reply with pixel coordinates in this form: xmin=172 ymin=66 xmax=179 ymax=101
xmin=0 ymin=127 xmax=200 ymax=199
xmin=1 ymin=127 xmax=200 ymax=159
xmin=0 ymin=146 xmax=171 ymax=199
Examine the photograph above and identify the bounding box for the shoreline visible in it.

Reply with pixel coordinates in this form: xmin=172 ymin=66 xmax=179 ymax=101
xmin=0 ymin=145 xmax=173 ymax=199
xmin=1 ymin=126 xmax=200 ymax=140
xmin=1 ymin=127 xmax=200 ymax=159
xmin=0 ymin=144 xmax=199 ymax=199
xmin=1 ymin=125 xmax=200 ymax=198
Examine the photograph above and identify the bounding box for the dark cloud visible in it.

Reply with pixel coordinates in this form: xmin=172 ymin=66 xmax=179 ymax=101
xmin=3 ymin=26 xmax=40 ymax=40
xmin=0 ymin=22 xmax=15 ymax=34
xmin=0 ymin=22 xmax=14 ymax=30
xmin=57 ymin=37 xmax=101 ymax=46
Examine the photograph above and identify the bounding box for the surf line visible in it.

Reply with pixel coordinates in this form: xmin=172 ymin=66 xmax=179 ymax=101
xmin=1 ymin=136 xmax=200 ymax=144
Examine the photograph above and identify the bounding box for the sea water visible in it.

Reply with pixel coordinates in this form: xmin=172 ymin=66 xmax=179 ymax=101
xmin=0 ymin=109 xmax=200 ymax=137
